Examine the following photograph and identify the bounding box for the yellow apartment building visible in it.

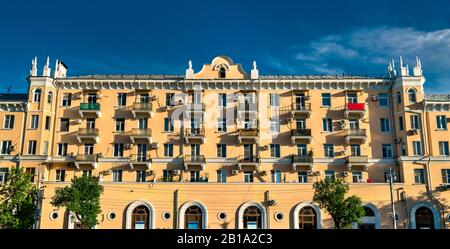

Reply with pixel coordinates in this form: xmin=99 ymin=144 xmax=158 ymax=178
xmin=1 ymin=55 xmax=449 ymax=229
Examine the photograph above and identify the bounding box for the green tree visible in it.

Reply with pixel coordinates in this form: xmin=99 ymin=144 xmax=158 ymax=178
xmin=51 ymin=175 xmax=104 ymax=229
xmin=0 ymin=167 xmax=37 ymax=229
xmin=313 ymin=178 xmax=364 ymax=229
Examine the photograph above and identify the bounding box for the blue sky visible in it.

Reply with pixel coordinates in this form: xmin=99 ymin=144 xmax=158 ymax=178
xmin=0 ymin=0 xmax=449 ymax=93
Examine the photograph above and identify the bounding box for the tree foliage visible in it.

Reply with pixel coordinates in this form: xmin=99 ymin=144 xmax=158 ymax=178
xmin=0 ymin=167 xmax=37 ymax=229
xmin=51 ymin=175 xmax=104 ymax=229
xmin=313 ymin=178 xmax=364 ymax=229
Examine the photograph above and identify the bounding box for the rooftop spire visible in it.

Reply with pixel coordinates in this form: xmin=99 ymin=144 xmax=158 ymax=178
xmin=250 ymin=60 xmax=259 ymax=80
xmin=185 ymin=59 xmax=194 ymax=79
xmin=42 ymin=56 xmax=51 ymax=77
xmin=30 ymin=56 xmax=37 ymax=76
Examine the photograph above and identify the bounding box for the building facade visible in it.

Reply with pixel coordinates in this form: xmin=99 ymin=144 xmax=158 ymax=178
xmin=0 ymin=55 xmax=449 ymax=229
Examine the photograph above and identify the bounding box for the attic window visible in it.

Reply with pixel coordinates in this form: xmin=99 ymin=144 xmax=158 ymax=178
xmin=219 ymin=67 xmax=226 ymax=78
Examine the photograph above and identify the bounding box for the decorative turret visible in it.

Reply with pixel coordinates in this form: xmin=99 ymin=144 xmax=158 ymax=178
xmin=387 ymin=59 xmax=396 ymax=78
xmin=185 ymin=60 xmax=194 ymax=79
xmin=250 ymin=61 xmax=259 ymax=80
xmin=42 ymin=56 xmax=51 ymax=77
xmin=399 ymin=56 xmax=409 ymax=77
xmin=30 ymin=56 xmax=37 ymax=77
xmin=413 ymin=56 xmax=422 ymax=77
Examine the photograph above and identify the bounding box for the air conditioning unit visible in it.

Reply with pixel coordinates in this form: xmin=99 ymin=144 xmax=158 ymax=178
xmin=342 ymin=171 xmax=349 ymax=177
xmin=339 ymin=120 xmax=345 ymax=125
xmin=260 ymin=170 xmax=267 ymax=176
xmin=146 ymin=170 xmax=154 ymax=175
xmin=307 ymin=170 xmax=313 ymax=176
xmin=340 ymin=124 xmax=346 ymax=130
xmin=173 ymin=170 xmax=181 ymax=176
xmin=151 ymin=95 xmax=158 ymax=101
xmin=262 ymin=145 xmax=269 ymax=151
xmin=9 ymin=145 xmax=16 ymax=151
xmin=232 ymin=169 xmax=239 ymax=175
xmin=287 ymin=117 xmax=293 ymax=123
xmin=371 ymin=95 xmax=378 ymax=101
xmin=267 ymin=200 xmax=277 ymax=206
xmin=97 ymin=153 xmax=103 ymax=158
xmin=304 ymin=96 xmax=310 ymax=100
xmin=125 ymin=144 xmax=132 ymax=149
xmin=150 ymin=142 xmax=159 ymax=149
xmin=103 ymin=170 xmax=112 ymax=175
xmin=410 ymin=129 xmax=419 ymax=135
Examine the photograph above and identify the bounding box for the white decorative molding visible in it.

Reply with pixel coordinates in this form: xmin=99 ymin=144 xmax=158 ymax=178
xmin=292 ymin=202 xmax=323 ymax=229
xmin=178 ymin=200 xmax=208 ymax=229
xmin=125 ymin=200 xmax=155 ymax=229
xmin=409 ymin=202 xmax=441 ymax=229
xmin=237 ymin=201 xmax=267 ymax=229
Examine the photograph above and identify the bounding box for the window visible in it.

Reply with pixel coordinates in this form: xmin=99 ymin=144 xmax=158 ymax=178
xmin=296 ymin=119 xmax=306 ymax=129
xmin=114 ymin=143 xmax=124 ymax=157
xmin=347 ymin=93 xmax=357 ymax=103
xmin=55 ymin=170 xmax=65 ymax=182
xmin=57 ymin=143 xmax=68 ymax=156
xmin=269 ymin=119 xmax=280 ymax=133
xmin=190 ymin=171 xmax=200 ymax=182
xmin=25 ymin=168 xmax=36 ymax=182
xmin=349 ymin=119 xmax=359 ymax=130
xmin=115 ymin=118 xmax=125 ymax=132
xmin=219 ymin=67 xmax=226 ymax=78
xmin=84 ymin=144 xmax=94 ymax=155
xmin=117 ymin=93 xmax=127 ymax=107
xmin=436 ymin=115 xmax=447 ymax=130
xmin=322 ymin=118 xmax=333 ymax=132
xmin=59 ymin=118 xmax=70 ymax=132
xmin=86 ymin=118 xmax=96 ymax=129
xmin=164 ymin=144 xmax=173 ymax=157
xmin=33 ymin=89 xmax=41 ymax=103
xmin=350 ymin=144 xmax=361 ymax=156
xmin=414 ymin=169 xmax=425 ymax=184
xmin=217 ymin=170 xmax=227 ymax=183
xmin=379 ymin=118 xmax=390 ymax=132
xmin=408 ymin=89 xmax=417 ymax=103
xmin=244 ymin=171 xmax=254 ymax=183
xmin=48 ymin=91 xmax=53 ymax=104
xmin=45 ymin=116 xmax=51 ymax=130
xmin=140 ymin=93 xmax=150 ymax=103
xmin=382 ymin=144 xmax=393 ymax=158
xmin=442 ymin=169 xmax=450 ymax=183
xmin=1 ymin=141 xmax=11 ymax=155
xmin=322 ymin=93 xmax=331 ymax=106
xmin=270 ymin=144 xmax=280 ymax=158
xmin=297 ymin=144 xmax=307 ymax=156
xmin=218 ymin=93 xmax=227 ymax=107
xmin=165 ymin=93 xmax=174 ymax=106
xmin=398 ymin=116 xmax=404 ymax=131
xmin=113 ymin=170 xmax=123 ymax=182
xmin=397 ymin=91 xmax=402 ymax=104
xmin=411 ymin=115 xmax=420 ymax=129
xmin=217 ymin=119 xmax=227 ymax=132
xmin=298 ymin=206 xmax=317 ymax=229
xmin=0 ymin=168 xmax=7 ymax=183
xmin=400 ymin=143 xmax=407 ymax=156
xmin=271 ymin=170 xmax=281 ymax=183
xmin=439 ymin=141 xmax=449 ymax=156
xmin=3 ymin=115 xmax=14 ymax=129
xmin=379 ymin=93 xmax=389 ymax=107
xmin=138 ymin=118 xmax=148 ymax=129
xmin=298 ymin=171 xmax=308 ymax=183
xmin=136 ymin=171 xmax=146 ymax=182
xmin=42 ymin=141 xmax=48 ymax=155
xmin=83 ymin=170 xmax=92 ymax=177
xmin=384 ymin=170 xmax=397 ymax=183
xmin=163 ymin=170 xmax=173 ymax=182
xmin=217 ymin=144 xmax=226 ymax=158
xmin=352 ymin=171 xmax=363 ymax=183
xmin=62 ymin=93 xmax=72 ymax=107
xmin=87 ymin=93 xmax=97 ymax=104
xmin=324 ymin=144 xmax=334 ymax=157
xmin=164 ymin=118 xmax=173 ymax=132
xmin=413 ymin=141 xmax=422 ymax=155
xmin=28 ymin=140 xmax=37 ymax=155
xmin=269 ymin=94 xmax=279 ymax=107
xmin=30 ymin=115 xmax=39 ymax=129
xmin=325 ymin=170 xmax=335 ymax=181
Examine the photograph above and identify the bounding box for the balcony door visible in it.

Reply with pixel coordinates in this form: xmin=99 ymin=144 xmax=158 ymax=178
xmin=347 ymin=93 xmax=357 ymax=103
xmin=244 ymin=144 xmax=254 ymax=160
xmin=296 ymin=119 xmax=306 ymax=129
xmin=137 ymin=144 xmax=147 ymax=161
xmin=86 ymin=118 xmax=96 ymax=129
xmin=191 ymin=118 xmax=201 ymax=134
xmin=349 ymin=119 xmax=359 ymax=130
xmin=138 ymin=118 xmax=148 ymax=129
xmin=87 ymin=93 xmax=97 ymax=104
xmin=191 ymin=144 xmax=200 ymax=157
xmin=295 ymin=93 xmax=305 ymax=109
xmin=84 ymin=144 xmax=94 ymax=155
xmin=297 ymin=144 xmax=307 ymax=156
xmin=139 ymin=93 xmax=149 ymax=103
xmin=350 ymin=144 xmax=361 ymax=156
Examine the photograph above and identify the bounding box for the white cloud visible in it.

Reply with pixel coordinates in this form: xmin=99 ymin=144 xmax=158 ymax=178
xmin=294 ymin=26 xmax=450 ymax=91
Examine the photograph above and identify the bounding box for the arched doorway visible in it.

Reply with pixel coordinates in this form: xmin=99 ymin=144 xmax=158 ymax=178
xmin=125 ymin=200 xmax=155 ymax=229
xmin=415 ymin=207 xmax=434 ymax=229
xmin=243 ymin=206 xmax=262 ymax=229
xmin=185 ymin=205 xmax=203 ymax=229
xmin=358 ymin=206 xmax=376 ymax=229
xmin=298 ymin=206 xmax=317 ymax=229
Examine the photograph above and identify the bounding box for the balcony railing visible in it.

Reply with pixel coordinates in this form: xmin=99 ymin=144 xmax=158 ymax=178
xmin=238 ymin=128 xmax=258 ymax=137
xmin=130 ymin=154 xmax=151 ymax=162
xmin=185 ymin=128 xmax=205 ymax=136
xmin=80 ymin=103 xmax=100 ymax=111
xmin=237 ymin=155 xmax=260 ymax=163
xmin=291 ymin=128 xmax=311 ymax=137
xmin=132 ymin=102 xmax=152 ymax=111
xmin=78 ymin=128 xmax=99 ymax=136
xmin=184 ymin=155 xmax=206 ymax=164
xmin=346 ymin=155 xmax=369 ymax=164
xmin=346 ymin=103 xmax=365 ymax=111
xmin=291 ymin=103 xmax=312 ymax=111
xmin=346 ymin=129 xmax=366 ymax=136
xmin=128 ymin=128 xmax=152 ymax=137
xmin=292 ymin=155 xmax=313 ymax=163
xmin=76 ymin=154 xmax=98 ymax=162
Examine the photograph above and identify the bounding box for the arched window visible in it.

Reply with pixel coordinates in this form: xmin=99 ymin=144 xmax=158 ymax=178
xmin=219 ymin=67 xmax=226 ymax=78
xmin=185 ymin=205 xmax=203 ymax=229
xmin=408 ymin=89 xmax=417 ymax=103
xmin=131 ymin=205 xmax=150 ymax=229
xmin=415 ymin=207 xmax=434 ymax=229
xmin=357 ymin=205 xmax=377 ymax=229
xmin=243 ymin=206 xmax=262 ymax=229
xmin=48 ymin=91 xmax=53 ymax=104
xmin=33 ymin=89 xmax=42 ymax=103
xmin=299 ymin=206 xmax=317 ymax=229
xmin=363 ymin=206 xmax=375 ymax=217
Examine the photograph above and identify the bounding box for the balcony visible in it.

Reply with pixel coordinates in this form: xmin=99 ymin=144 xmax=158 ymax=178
xmin=184 ymin=128 xmax=205 ymax=144
xmin=78 ymin=103 xmax=101 ymax=118
xmin=237 ymin=128 xmax=259 ymax=144
xmin=131 ymin=102 xmax=153 ymax=118
xmin=128 ymin=154 xmax=151 ymax=169
xmin=290 ymin=103 xmax=311 ymax=118
xmin=237 ymin=155 xmax=260 ymax=170
xmin=346 ymin=155 xmax=369 ymax=171
xmin=344 ymin=103 xmax=365 ymax=118
xmin=345 ymin=129 xmax=367 ymax=143
xmin=127 ymin=128 xmax=152 ymax=144
xmin=74 ymin=154 xmax=98 ymax=169
xmin=183 ymin=155 xmax=206 ymax=170
xmin=291 ymin=155 xmax=313 ymax=171
xmin=291 ymin=128 xmax=312 ymax=143
xmin=76 ymin=128 xmax=100 ymax=143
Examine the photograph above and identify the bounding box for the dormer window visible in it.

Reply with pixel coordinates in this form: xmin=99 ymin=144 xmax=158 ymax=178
xmin=33 ymin=88 xmax=42 ymax=103
xmin=408 ymin=89 xmax=417 ymax=103
xmin=219 ymin=67 xmax=226 ymax=78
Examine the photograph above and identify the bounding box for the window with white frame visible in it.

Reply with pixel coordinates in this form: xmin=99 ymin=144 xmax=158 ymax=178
xmin=165 ymin=93 xmax=174 ymax=106
xmin=217 ymin=119 xmax=227 ymax=132
xmin=325 ymin=170 xmax=335 ymax=181
xmin=439 ymin=141 xmax=449 ymax=156
xmin=117 ymin=93 xmax=127 ymax=107
xmin=32 ymin=89 xmax=41 ymax=103
xmin=321 ymin=93 xmax=331 ymax=106
xmin=83 ymin=170 xmax=92 ymax=177
xmin=136 ymin=171 xmax=146 ymax=182
xmin=414 ymin=169 xmax=425 ymax=184
xmin=55 ymin=169 xmax=65 ymax=182
xmin=408 ymin=89 xmax=417 ymax=103
xmin=3 ymin=115 xmax=14 ymax=129
xmin=352 ymin=171 xmax=363 ymax=183
xmin=322 ymin=118 xmax=333 ymax=132
xmin=30 ymin=115 xmax=39 ymax=129
xmin=350 ymin=144 xmax=361 ymax=156
xmin=164 ymin=143 xmax=173 ymax=157
xmin=297 ymin=144 xmax=307 ymax=156
xmin=324 ymin=144 xmax=334 ymax=157
xmin=380 ymin=118 xmax=391 ymax=132
xmin=378 ymin=93 xmax=389 ymax=107
xmin=298 ymin=171 xmax=308 ymax=183
xmin=411 ymin=115 xmax=420 ymax=129
xmin=217 ymin=144 xmax=226 ymax=158
xmin=114 ymin=143 xmax=124 ymax=157
xmin=84 ymin=144 xmax=94 ymax=155
xmin=413 ymin=141 xmax=422 ymax=155
xmin=164 ymin=118 xmax=174 ymax=132
xmin=48 ymin=91 xmax=53 ymax=104
xmin=1 ymin=141 xmax=11 ymax=155
xmin=115 ymin=118 xmax=125 ymax=132
xmin=270 ymin=144 xmax=280 ymax=158
xmin=0 ymin=168 xmax=8 ymax=183
xmin=271 ymin=170 xmax=281 ymax=183
xmin=244 ymin=171 xmax=254 ymax=183
xmin=112 ymin=170 xmax=123 ymax=182
xmin=442 ymin=169 xmax=450 ymax=183
xmin=269 ymin=119 xmax=280 ymax=133
xmin=28 ymin=140 xmax=37 ymax=155
xmin=57 ymin=143 xmax=68 ymax=156
xmin=382 ymin=144 xmax=393 ymax=158
xmin=217 ymin=170 xmax=227 ymax=183
xmin=436 ymin=115 xmax=447 ymax=130
xmin=269 ymin=94 xmax=279 ymax=107
xmin=62 ymin=93 xmax=72 ymax=107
